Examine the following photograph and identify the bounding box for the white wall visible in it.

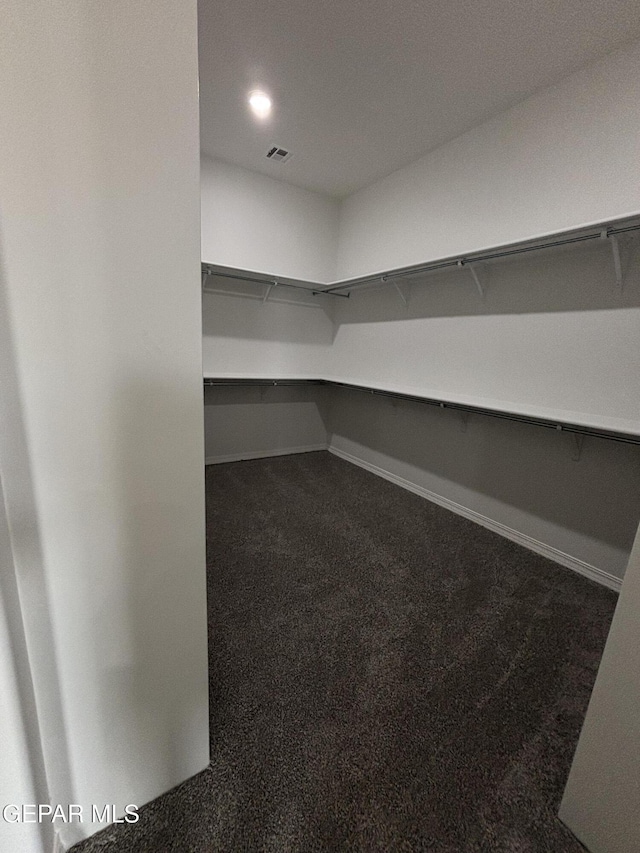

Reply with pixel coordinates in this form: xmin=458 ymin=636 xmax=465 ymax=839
xmin=202 ymin=290 xmax=334 ymax=379
xmin=560 ymin=520 xmax=640 ymax=851
xmin=0 ymin=1 xmax=208 ymax=848
xmin=201 ymin=156 xmax=339 ymax=282
xmin=328 ymin=238 xmax=640 ymax=432
xmin=204 ymin=386 xmax=329 ymax=464
xmin=336 ymin=39 xmax=640 ymax=280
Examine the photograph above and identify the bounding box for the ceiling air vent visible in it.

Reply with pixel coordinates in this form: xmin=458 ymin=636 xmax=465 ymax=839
xmin=266 ymin=146 xmax=292 ymax=163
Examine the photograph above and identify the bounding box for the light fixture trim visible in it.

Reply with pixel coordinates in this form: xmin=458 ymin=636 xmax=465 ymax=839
xmin=248 ymin=90 xmax=272 ymax=119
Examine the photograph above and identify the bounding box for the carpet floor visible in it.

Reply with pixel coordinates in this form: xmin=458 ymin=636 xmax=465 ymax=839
xmin=73 ymin=451 xmax=617 ymax=852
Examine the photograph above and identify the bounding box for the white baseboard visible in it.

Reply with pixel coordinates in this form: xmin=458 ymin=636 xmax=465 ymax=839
xmin=329 ymin=446 xmax=622 ymax=593
xmin=206 ymin=443 xmax=327 ymax=465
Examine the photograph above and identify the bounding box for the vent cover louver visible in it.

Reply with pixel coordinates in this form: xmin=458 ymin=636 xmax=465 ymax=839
xmin=266 ymin=146 xmax=291 ymax=163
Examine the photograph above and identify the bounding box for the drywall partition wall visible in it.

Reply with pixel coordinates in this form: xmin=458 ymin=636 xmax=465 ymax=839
xmin=0 ymin=1 xmax=208 ymax=849
xmin=201 ymin=156 xmax=339 ymax=282
xmin=559 ymin=520 xmax=640 ymax=852
xmin=336 ymin=38 xmax=640 ymax=280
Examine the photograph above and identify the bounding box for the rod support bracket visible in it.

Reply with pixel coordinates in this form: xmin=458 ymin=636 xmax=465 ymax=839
xmin=458 ymin=259 xmax=484 ymax=297
xmin=572 ymin=434 xmax=585 ymax=462
xmin=602 ymin=229 xmax=623 ymax=289
xmin=393 ymin=281 xmax=408 ymax=308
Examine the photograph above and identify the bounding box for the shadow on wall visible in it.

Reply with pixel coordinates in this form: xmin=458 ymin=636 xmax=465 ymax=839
xmin=204 ymin=383 xmax=331 ymax=414
xmin=327 ymin=389 xmax=640 ymax=578
xmin=204 ymin=385 xmax=331 ymax=462
xmin=202 ymin=286 xmax=335 ymax=344
xmin=0 ymin=248 xmax=72 ymax=853
xmin=332 ymin=235 xmax=640 ymax=329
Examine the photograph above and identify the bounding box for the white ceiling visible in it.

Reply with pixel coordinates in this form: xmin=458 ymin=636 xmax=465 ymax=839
xmin=198 ymin=0 xmax=640 ymax=198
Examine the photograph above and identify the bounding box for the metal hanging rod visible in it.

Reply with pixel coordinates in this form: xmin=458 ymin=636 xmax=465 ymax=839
xmin=322 ymin=220 xmax=640 ymax=294
xmin=204 ymin=378 xmax=325 ymax=387
xmin=203 ymin=378 xmax=640 ymax=447
xmin=202 ymin=218 xmax=639 ymax=299
xmin=201 ymin=265 xmax=349 ymax=298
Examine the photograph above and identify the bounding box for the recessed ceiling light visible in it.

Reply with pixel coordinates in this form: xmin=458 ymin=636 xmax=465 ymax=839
xmin=248 ymin=90 xmax=272 ymax=119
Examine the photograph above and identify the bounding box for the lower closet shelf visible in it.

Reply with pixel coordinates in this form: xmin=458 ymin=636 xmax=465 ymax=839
xmin=203 ymin=377 xmax=640 ymax=446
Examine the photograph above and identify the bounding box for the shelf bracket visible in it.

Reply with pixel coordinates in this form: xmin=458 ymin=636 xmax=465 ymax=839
xmin=458 ymin=411 xmax=470 ymax=433
xmin=263 ymin=281 xmax=276 ymax=304
xmin=381 ymin=275 xmax=408 ymax=308
xmin=458 ymin=260 xmax=484 ymax=298
xmin=572 ymin=434 xmax=585 ymax=462
xmin=393 ymin=281 xmax=408 ymax=308
xmin=602 ymin=230 xmax=623 ymax=289
xmin=557 ymin=426 xmax=585 ymax=461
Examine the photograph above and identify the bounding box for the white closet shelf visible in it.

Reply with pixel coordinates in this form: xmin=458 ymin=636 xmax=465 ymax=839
xmin=202 ymin=214 xmax=640 ymax=298
xmin=203 ymin=377 xmax=640 ymax=446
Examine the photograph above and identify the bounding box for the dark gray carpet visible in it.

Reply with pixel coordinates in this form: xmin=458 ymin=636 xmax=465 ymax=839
xmin=73 ymin=451 xmax=617 ymax=852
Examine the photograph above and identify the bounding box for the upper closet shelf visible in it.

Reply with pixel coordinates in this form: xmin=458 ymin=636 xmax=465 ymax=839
xmin=202 ymin=215 xmax=640 ymax=300
xmin=201 ymin=263 xmax=348 ymax=300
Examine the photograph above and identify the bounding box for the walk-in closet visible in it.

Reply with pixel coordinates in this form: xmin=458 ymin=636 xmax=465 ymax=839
xmin=193 ymin=3 xmax=640 ymax=848
xmin=2 ymin=2 xmax=640 ymax=853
